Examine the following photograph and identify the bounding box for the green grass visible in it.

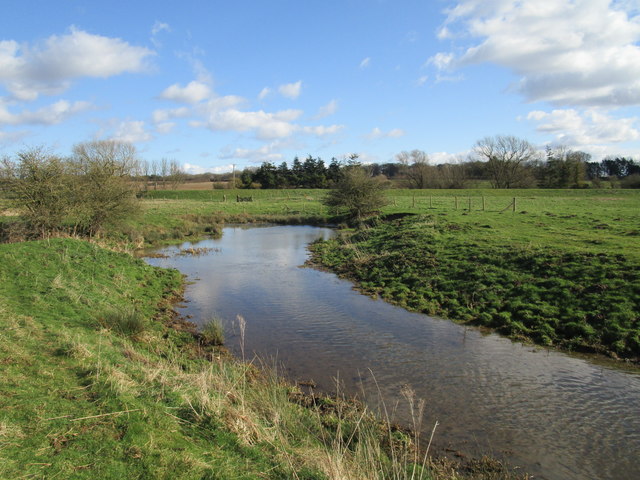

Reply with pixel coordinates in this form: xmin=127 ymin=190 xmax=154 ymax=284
xmin=139 ymin=188 xmax=640 ymax=258
xmin=2 ymin=238 xmax=481 ymax=479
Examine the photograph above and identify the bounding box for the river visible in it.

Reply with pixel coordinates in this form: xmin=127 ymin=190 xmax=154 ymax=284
xmin=144 ymin=225 xmax=640 ymax=480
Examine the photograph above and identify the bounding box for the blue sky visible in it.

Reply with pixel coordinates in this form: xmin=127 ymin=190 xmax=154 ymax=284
xmin=1 ymin=0 xmax=639 ymax=173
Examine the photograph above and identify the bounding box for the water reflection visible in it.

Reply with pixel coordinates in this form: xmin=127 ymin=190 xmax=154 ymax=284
xmin=145 ymin=225 xmax=640 ymax=480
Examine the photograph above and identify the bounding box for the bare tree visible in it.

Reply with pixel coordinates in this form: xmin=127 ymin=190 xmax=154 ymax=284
xmin=396 ymin=149 xmax=432 ymax=189
xmin=474 ymin=135 xmax=539 ymax=188
xmin=168 ymin=159 xmax=187 ymax=189
xmin=436 ymin=156 xmax=471 ymax=189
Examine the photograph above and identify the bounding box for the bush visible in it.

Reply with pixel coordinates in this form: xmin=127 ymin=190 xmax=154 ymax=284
xmin=323 ymin=167 xmax=388 ymax=223
xmin=0 ymin=141 xmax=141 ymax=238
xmin=201 ymin=317 xmax=225 ymax=346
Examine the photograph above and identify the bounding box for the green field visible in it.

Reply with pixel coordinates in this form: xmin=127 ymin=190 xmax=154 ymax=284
xmin=140 ymin=188 xmax=639 ymax=259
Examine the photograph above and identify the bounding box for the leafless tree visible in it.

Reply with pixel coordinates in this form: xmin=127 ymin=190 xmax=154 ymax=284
xmin=474 ymin=135 xmax=539 ymax=188
xmin=396 ymin=149 xmax=432 ymax=189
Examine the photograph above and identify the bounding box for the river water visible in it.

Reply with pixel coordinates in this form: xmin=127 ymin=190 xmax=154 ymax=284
xmin=144 ymin=225 xmax=640 ymax=480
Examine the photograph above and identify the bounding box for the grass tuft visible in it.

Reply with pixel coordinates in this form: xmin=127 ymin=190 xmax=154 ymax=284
xmin=98 ymin=307 xmax=146 ymax=338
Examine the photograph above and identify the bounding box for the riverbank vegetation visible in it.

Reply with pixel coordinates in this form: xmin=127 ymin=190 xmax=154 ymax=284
xmin=309 ymin=213 xmax=640 ymax=361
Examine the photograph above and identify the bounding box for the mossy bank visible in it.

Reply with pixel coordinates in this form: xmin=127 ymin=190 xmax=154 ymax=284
xmin=309 ymin=214 xmax=640 ymax=362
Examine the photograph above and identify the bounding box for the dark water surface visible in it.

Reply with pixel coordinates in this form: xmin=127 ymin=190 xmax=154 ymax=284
xmin=145 ymin=225 xmax=640 ymax=480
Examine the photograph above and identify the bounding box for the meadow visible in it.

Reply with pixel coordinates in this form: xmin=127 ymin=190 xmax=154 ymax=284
xmin=1 ymin=186 xmax=637 ymax=478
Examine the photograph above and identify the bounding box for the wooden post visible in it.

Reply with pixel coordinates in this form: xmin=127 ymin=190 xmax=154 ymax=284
xmin=223 ymin=194 xmax=226 ymax=203
xmin=468 ymin=197 xmax=472 ymax=211
xmin=482 ymin=196 xmax=485 ymax=211
xmin=412 ymin=195 xmax=416 ymax=208
xmin=455 ymin=196 xmax=458 ymax=210
xmin=513 ymin=197 xmax=517 ymax=212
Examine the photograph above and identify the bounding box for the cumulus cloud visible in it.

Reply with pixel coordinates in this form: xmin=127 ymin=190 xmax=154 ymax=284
xmin=366 ymin=127 xmax=405 ymax=139
xmin=0 ymin=99 xmax=93 ymax=125
xmin=527 ymin=108 xmax=640 ymax=145
xmin=219 ymin=141 xmax=288 ymax=163
xmin=111 ymin=120 xmax=153 ymax=143
xmin=151 ymin=106 xmax=190 ymax=124
xmin=278 ymin=80 xmax=302 ymax=99
xmin=0 ymin=27 xmax=154 ymax=101
xmin=203 ymin=108 xmax=303 ymax=140
xmin=159 ymin=80 xmax=212 ymax=104
xmin=431 ymin=0 xmax=640 ymax=107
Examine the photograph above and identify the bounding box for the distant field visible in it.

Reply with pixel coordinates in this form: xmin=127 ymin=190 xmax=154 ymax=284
xmin=142 ymin=188 xmax=640 ymax=259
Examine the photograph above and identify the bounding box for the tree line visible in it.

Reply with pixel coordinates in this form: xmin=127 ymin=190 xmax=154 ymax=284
xmin=236 ymin=135 xmax=639 ymax=190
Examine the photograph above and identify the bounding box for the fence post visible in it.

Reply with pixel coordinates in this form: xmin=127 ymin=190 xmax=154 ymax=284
xmin=468 ymin=197 xmax=472 ymax=211
xmin=412 ymin=195 xmax=416 ymax=208
xmin=482 ymin=196 xmax=485 ymax=211
xmin=513 ymin=197 xmax=516 ymax=212
xmin=455 ymin=196 xmax=458 ymax=210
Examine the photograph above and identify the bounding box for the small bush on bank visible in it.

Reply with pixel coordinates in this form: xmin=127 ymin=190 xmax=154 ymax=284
xmin=201 ymin=316 xmax=225 ymax=346
xmin=99 ymin=308 xmax=146 ymax=338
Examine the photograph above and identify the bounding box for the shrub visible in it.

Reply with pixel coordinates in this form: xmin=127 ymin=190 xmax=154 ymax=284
xmin=201 ymin=317 xmax=225 ymax=346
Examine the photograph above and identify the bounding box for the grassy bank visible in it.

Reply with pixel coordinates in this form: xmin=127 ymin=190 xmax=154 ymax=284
xmin=309 ymin=212 xmax=640 ymax=361
xmin=1 ymin=238 xmax=523 ymax=479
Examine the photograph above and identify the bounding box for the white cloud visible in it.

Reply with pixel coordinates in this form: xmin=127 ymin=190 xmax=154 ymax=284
xmin=0 ymin=99 xmax=93 ymax=125
xmin=152 ymin=106 xmax=191 ymax=123
xmin=527 ymin=108 xmax=640 ymax=145
xmin=151 ymin=21 xmax=170 ymax=36
xmin=160 ymin=80 xmax=212 ymax=104
xmin=204 ymin=108 xmax=303 ymax=140
xmin=111 ymin=120 xmax=153 ymax=143
xmin=258 ymin=87 xmax=271 ymax=100
xmin=427 ymin=52 xmax=454 ymax=71
xmin=0 ymin=27 xmax=154 ymax=101
xmin=182 ymin=163 xmax=211 ymax=175
xmin=0 ymin=129 xmax=29 ymax=145
xmin=150 ymin=21 xmax=170 ymax=47
xmin=366 ymin=127 xmax=405 ymax=139
xmin=432 ymin=0 xmax=640 ymax=107
xmin=278 ymin=80 xmax=302 ymax=99
xmin=219 ymin=141 xmax=287 ymax=163
xmin=155 ymin=122 xmax=176 ymax=134
xmin=315 ymin=99 xmax=338 ymax=118
xmin=303 ymin=124 xmax=344 ymax=136
xmin=416 ymin=75 xmax=429 ymax=87
xmin=359 ymin=57 xmax=371 ymax=69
